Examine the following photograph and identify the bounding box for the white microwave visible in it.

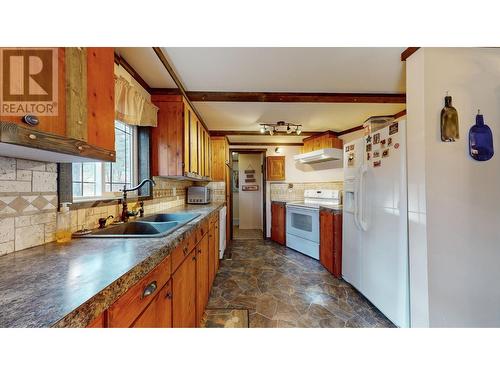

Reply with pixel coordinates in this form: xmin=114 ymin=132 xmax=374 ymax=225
xmin=187 ymin=186 xmax=212 ymax=204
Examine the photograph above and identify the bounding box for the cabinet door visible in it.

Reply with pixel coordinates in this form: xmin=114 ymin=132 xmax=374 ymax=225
xmin=198 ymin=123 xmax=204 ymax=177
xmin=190 ymin=113 xmax=198 ymax=174
xmin=332 ymin=213 xmax=343 ymax=278
xmin=319 ymin=210 xmax=334 ymax=274
xmin=266 ymin=156 xmax=285 ymax=181
xmin=172 ymin=250 xmax=197 ymax=328
xmin=196 ymin=234 xmax=209 ymax=325
xmin=214 ymin=219 xmax=220 ymax=272
xmin=86 ymin=47 xmax=115 ymax=152
xmin=132 ymin=281 xmax=173 ymax=328
xmin=87 ymin=311 xmax=106 ymax=328
xmin=208 ymin=224 xmax=216 ymax=288
xmin=210 ymin=137 xmax=227 ymax=181
xmin=271 ymin=203 xmax=286 ymax=245
xmin=184 ymin=103 xmax=191 ymax=174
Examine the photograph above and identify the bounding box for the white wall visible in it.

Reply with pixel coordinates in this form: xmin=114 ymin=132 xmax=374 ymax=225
xmin=238 ymin=153 xmax=263 ymax=230
xmin=407 ymin=48 xmax=500 ymax=327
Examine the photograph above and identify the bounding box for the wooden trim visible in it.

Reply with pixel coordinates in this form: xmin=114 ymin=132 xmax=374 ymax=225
xmin=149 ymin=88 xmax=181 ymax=95
xmin=149 ymin=90 xmax=406 ymax=104
xmin=151 ymin=48 xmax=209 ymax=133
xmin=301 ymin=130 xmax=338 ymax=141
xmin=65 ymin=48 xmax=88 ymax=141
xmin=229 ymin=142 xmax=303 ymax=146
xmin=337 ymin=125 xmax=364 ymax=136
xmin=210 ymin=130 xmax=321 ymax=137
xmin=114 ymin=52 xmax=151 ymax=92
xmin=394 ymin=109 xmax=407 ymax=119
xmin=0 ymin=121 xmax=115 ymax=162
xmin=337 ymin=108 xmax=407 ymax=136
xmin=401 ymin=47 xmax=420 ymax=61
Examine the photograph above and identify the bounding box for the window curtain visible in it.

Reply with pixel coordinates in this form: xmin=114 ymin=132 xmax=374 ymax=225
xmin=114 ymin=75 xmax=158 ymax=127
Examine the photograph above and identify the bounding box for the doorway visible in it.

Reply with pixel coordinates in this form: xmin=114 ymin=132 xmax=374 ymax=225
xmin=230 ymin=149 xmax=266 ymax=240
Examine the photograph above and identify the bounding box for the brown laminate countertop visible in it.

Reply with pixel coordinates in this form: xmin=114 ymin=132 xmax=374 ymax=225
xmin=0 ymin=202 xmax=224 ymax=328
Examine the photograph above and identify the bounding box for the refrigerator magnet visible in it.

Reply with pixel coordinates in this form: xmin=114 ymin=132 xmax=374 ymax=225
xmin=389 ymin=123 xmax=398 ymax=135
xmin=394 ymin=143 xmax=400 ymax=149
xmin=381 ymin=139 xmax=386 ymax=146
xmin=373 ymin=160 xmax=381 ymax=167
xmin=387 ymin=137 xmax=393 ymax=146
xmin=382 ymin=149 xmax=389 ymax=158
xmin=373 ymin=133 xmax=380 ymax=144
xmin=373 ymin=150 xmax=380 ymax=158
xmin=367 ymin=152 xmax=371 ymax=160
xmin=349 ymin=144 xmax=355 ymax=151
xmin=366 ymin=144 xmax=372 ymax=152
xmin=347 ymin=152 xmax=355 ymax=166
xmin=345 ymin=146 xmax=350 ymax=152
xmin=366 ymin=135 xmax=372 ymax=144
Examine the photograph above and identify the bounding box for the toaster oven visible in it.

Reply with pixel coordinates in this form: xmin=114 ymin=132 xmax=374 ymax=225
xmin=187 ymin=186 xmax=212 ymax=204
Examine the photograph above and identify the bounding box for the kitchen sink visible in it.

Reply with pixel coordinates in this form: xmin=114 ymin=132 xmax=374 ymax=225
xmin=138 ymin=212 xmax=199 ymax=223
xmin=73 ymin=212 xmax=200 ymax=238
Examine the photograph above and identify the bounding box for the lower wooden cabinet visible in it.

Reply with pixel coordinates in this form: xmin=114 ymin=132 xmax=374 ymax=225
xmin=172 ymin=249 xmax=197 ymax=328
xmin=195 ymin=234 xmax=209 ymax=325
xmin=271 ymin=202 xmax=286 ymax=245
xmin=86 ymin=207 xmax=225 ymax=328
xmin=319 ymin=209 xmax=343 ymax=278
xmin=132 ymin=281 xmax=173 ymax=328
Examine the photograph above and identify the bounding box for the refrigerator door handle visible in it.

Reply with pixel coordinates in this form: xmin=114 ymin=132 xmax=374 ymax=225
xmin=358 ymin=164 xmax=369 ymax=231
xmin=353 ymin=171 xmax=361 ymax=230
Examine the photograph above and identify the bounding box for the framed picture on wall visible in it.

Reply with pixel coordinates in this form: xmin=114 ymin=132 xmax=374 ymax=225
xmin=242 ymin=185 xmax=259 ymax=191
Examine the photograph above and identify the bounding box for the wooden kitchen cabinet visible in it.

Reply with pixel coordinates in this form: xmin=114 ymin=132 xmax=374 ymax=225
xmin=195 ymin=234 xmax=210 ymax=325
xmin=271 ymin=202 xmax=286 ymax=245
xmin=131 ymin=281 xmax=173 ymax=328
xmin=0 ymin=47 xmax=115 ymax=162
xmin=319 ymin=209 xmax=343 ymax=278
xmin=172 ymin=249 xmax=197 ymax=328
xmin=267 ymin=156 xmax=286 ymax=181
xmin=210 ymin=136 xmax=229 ymax=181
xmin=302 ymin=131 xmax=343 ymax=153
xmin=208 ymin=211 xmax=220 ymax=289
xmin=151 ymin=94 xmax=211 ymax=179
xmin=87 ymin=311 xmax=107 ymax=328
xmin=108 ymin=255 xmax=172 ymax=328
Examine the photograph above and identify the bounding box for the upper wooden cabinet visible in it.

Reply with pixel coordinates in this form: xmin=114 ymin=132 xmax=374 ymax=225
xmin=210 ymin=136 xmax=229 ymax=181
xmin=151 ymin=94 xmax=211 ymax=180
xmin=267 ymin=156 xmax=285 ymax=181
xmin=0 ymin=47 xmax=116 ymax=162
xmin=302 ymin=131 xmax=343 ymax=153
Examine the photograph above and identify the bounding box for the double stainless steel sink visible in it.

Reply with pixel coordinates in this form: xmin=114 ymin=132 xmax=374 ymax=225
xmin=76 ymin=212 xmax=200 ymax=238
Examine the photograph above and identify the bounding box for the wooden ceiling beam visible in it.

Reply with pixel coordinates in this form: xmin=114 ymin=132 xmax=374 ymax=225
xmin=148 ymin=90 xmax=406 ymax=103
xmin=229 ymin=142 xmax=304 ymax=146
xmin=114 ymin=52 xmax=151 ymax=92
xmin=151 ymin=47 xmax=210 ymax=132
xmin=401 ymin=47 xmax=420 ymax=61
xmin=209 ymin=130 xmax=323 ymax=137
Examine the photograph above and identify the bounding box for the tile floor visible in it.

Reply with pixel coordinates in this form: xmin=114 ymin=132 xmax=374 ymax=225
xmin=206 ymin=239 xmax=394 ymax=328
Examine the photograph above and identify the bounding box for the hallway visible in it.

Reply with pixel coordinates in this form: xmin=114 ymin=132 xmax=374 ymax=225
xmin=205 ymin=239 xmax=393 ymax=328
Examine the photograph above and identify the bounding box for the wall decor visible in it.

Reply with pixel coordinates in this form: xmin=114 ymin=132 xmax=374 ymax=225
xmin=244 ymin=169 xmax=255 ymax=174
xmin=440 ymin=94 xmax=459 ymax=142
xmin=232 ymin=170 xmax=239 ymax=192
xmin=245 ymin=178 xmax=256 ymax=183
xmin=242 ymin=185 xmax=259 ymax=191
xmin=469 ymin=110 xmax=494 ymax=161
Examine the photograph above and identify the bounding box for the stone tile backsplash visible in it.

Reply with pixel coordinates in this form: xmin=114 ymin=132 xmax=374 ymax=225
xmin=270 ymin=181 xmax=344 ymax=202
xmin=0 ymin=157 xmax=58 ymax=255
xmin=0 ymin=155 xmax=201 ymax=256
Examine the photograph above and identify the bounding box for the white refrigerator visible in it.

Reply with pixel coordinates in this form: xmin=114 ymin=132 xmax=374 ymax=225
xmin=342 ymin=120 xmax=410 ymax=328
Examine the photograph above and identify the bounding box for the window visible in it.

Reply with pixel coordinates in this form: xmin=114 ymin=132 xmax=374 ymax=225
xmin=72 ymin=121 xmax=137 ymax=200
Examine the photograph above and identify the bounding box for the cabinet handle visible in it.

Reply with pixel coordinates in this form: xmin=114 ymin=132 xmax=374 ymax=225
xmin=183 ymin=246 xmax=188 ymax=255
xmin=28 ymin=134 xmax=37 ymax=140
xmin=165 ymin=291 xmax=172 ymax=300
xmin=198 ymin=249 xmax=202 ymax=254
xmin=142 ymin=281 xmax=157 ymax=299
xmin=192 ymin=255 xmax=196 ymax=261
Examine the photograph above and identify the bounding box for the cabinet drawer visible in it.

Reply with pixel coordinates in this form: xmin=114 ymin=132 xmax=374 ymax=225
xmin=108 ymin=255 xmax=171 ymax=328
xmin=195 ymin=219 xmax=209 ymax=244
xmin=172 ymin=234 xmax=196 ymax=273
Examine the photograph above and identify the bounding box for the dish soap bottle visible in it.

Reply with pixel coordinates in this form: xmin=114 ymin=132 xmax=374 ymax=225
xmin=56 ymin=202 xmax=72 ymax=243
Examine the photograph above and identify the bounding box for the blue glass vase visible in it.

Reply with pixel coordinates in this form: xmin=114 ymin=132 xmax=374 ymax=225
xmin=469 ymin=112 xmax=494 ymax=161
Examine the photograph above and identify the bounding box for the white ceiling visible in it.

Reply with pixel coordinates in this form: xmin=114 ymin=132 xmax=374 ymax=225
xmin=115 ymin=47 xmax=177 ymax=88
xmin=195 ymin=101 xmax=405 ymax=133
xmin=162 ymin=47 xmax=406 ymax=93
xmin=117 ymin=47 xmax=406 ymax=140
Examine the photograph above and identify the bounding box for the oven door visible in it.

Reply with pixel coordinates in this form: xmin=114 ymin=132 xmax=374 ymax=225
xmin=286 ymin=205 xmax=319 ymax=243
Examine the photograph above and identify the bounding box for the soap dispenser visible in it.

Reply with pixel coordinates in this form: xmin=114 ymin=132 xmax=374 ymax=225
xmin=56 ymin=202 xmax=72 ymax=243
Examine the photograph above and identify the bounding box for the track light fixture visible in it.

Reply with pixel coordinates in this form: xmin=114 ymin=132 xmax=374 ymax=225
xmin=259 ymin=121 xmax=302 ymax=136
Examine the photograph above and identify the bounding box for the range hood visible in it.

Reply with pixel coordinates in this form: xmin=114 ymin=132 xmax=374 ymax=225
xmin=293 ymin=148 xmax=343 ymax=164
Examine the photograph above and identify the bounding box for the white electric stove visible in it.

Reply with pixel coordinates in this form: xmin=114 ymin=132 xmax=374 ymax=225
xmin=286 ymin=189 xmax=341 ymax=259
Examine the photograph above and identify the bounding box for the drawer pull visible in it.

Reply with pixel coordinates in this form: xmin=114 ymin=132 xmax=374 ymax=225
xmin=198 ymin=249 xmax=202 ymax=254
xmin=142 ymin=281 xmax=157 ymax=299
xmin=192 ymin=255 xmax=196 ymax=261
xmin=166 ymin=291 xmax=172 ymax=300
xmin=28 ymin=134 xmax=37 ymax=140
xmin=183 ymin=246 xmax=188 ymax=255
